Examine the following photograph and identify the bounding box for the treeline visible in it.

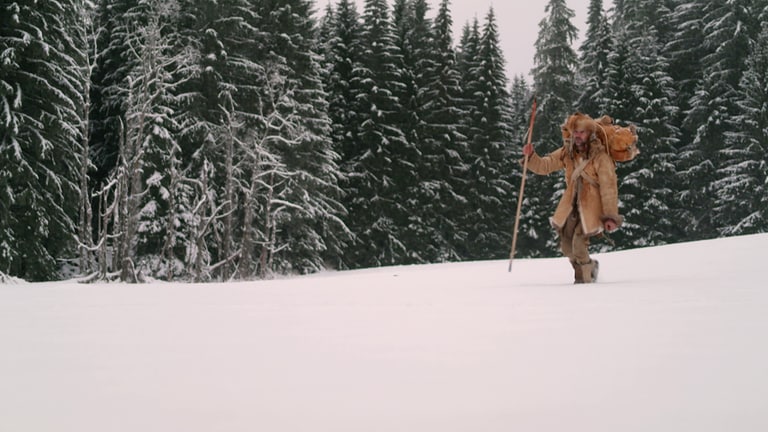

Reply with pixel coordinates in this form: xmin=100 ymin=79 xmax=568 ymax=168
xmin=1 ymin=0 xmax=766 ymax=282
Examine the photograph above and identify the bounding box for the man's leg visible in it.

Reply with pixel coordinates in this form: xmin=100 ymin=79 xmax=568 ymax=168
xmin=572 ymin=224 xmax=598 ymax=283
xmin=560 ymin=212 xmax=577 ymax=258
xmin=560 ymin=212 xmax=583 ymax=283
xmin=572 ymin=222 xmax=591 ymax=264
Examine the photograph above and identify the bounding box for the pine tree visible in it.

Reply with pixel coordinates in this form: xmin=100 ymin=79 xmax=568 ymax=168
xmin=254 ymin=0 xmax=348 ymax=276
xmin=172 ymin=0 xmax=264 ymax=280
xmin=127 ymin=0 xmax=186 ymax=280
xmin=664 ymin=0 xmax=707 ymax=144
xmin=0 ymin=0 xmax=88 ymax=280
xmin=90 ymin=0 xmax=140 ymax=182
xmin=321 ymin=2 xmax=359 ymax=181
xmin=317 ymin=2 xmax=336 ymax=58
xmin=391 ymin=0 xmax=431 ymax=264
xmin=715 ymin=20 xmax=768 ymax=235
xmin=389 ymin=0 xmax=468 ymax=263
xmin=601 ymin=0 xmax=681 ymax=248
xmin=532 ymin=0 xmax=578 ymax=145
xmin=456 ymin=18 xmax=481 ymax=194
xmin=575 ymin=0 xmax=612 ymax=115
xmin=460 ymin=8 xmax=516 ymax=260
xmin=344 ymin=0 xmax=411 ymax=268
xmin=529 ymin=0 xmax=579 ymax=256
xmin=320 ymin=0 xmax=364 ymax=271
xmin=90 ymin=0 xmax=187 ymax=282
xmin=680 ymin=0 xmax=754 ymax=239
xmin=409 ymin=0 xmax=471 ymax=262
xmin=456 ymin=19 xmax=478 ymax=75
xmin=89 ymin=0 xmax=147 ymax=280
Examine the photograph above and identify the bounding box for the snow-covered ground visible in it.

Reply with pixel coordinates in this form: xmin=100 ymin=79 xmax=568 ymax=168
xmin=2 ymin=234 xmax=767 ymax=432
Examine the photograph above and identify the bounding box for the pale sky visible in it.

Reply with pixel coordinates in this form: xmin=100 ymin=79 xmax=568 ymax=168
xmin=344 ymin=0 xmax=595 ymax=82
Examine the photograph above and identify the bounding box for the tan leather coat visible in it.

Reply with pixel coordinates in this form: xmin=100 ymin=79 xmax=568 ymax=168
xmin=526 ymin=139 xmax=623 ymax=237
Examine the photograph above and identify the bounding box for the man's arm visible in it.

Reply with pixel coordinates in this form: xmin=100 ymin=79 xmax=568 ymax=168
xmin=522 ymin=143 xmax=565 ymax=175
xmin=595 ymin=154 xmax=623 ymax=232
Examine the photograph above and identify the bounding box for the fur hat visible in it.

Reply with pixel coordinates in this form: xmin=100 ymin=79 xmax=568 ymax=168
xmin=561 ymin=112 xmax=605 ymax=157
xmin=562 ymin=112 xmax=601 ymax=134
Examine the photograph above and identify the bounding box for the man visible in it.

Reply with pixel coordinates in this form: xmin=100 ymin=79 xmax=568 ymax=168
xmin=522 ymin=113 xmax=622 ymax=283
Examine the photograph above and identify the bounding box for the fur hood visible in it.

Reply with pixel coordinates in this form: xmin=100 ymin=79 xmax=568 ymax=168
xmin=560 ymin=112 xmax=606 ymax=160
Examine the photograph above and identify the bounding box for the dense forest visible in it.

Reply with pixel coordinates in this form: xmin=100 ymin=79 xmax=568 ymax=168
xmin=1 ymin=0 xmax=767 ymax=282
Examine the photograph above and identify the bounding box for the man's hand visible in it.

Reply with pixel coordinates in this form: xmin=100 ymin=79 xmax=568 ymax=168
xmin=522 ymin=143 xmax=534 ymax=157
xmin=604 ymin=219 xmax=618 ymax=232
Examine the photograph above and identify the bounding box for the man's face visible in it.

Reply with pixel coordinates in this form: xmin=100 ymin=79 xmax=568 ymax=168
xmin=573 ymin=129 xmax=589 ymax=150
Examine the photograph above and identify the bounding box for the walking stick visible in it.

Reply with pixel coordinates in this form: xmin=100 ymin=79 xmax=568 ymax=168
xmin=508 ymin=98 xmax=537 ymax=272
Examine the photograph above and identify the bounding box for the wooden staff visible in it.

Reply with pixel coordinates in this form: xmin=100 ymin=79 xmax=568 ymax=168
xmin=508 ymin=98 xmax=537 ymax=272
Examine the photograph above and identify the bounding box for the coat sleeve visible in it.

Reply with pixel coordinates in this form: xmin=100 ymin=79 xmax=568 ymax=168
xmin=525 ymin=147 xmax=566 ymax=175
xmin=595 ymin=153 xmax=623 ymax=226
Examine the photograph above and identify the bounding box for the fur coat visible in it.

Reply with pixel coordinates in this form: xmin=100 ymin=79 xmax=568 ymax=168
xmin=526 ymin=138 xmax=623 ymax=237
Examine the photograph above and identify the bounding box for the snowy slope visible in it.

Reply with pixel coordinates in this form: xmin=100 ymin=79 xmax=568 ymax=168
xmin=1 ymin=234 xmax=767 ymax=432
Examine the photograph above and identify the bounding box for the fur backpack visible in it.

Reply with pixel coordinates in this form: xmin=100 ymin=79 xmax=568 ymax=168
xmin=561 ymin=113 xmax=639 ymax=163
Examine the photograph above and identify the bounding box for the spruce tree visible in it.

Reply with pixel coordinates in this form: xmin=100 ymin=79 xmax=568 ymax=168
xmin=254 ymin=0 xmax=348 ymax=276
xmin=87 ymin=0 xmax=186 ymax=282
xmin=90 ymin=0 xmax=140 ymax=182
xmin=321 ymin=0 xmax=363 ymax=271
xmin=89 ymin=0 xmax=147 ymax=280
xmin=389 ymin=0 xmax=468 ymax=263
xmin=126 ymin=0 xmax=186 ymax=280
xmin=391 ymin=0 xmax=432 ymax=263
xmin=410 ymin=0 xmax=471 ymax=262
xmin=529 ymin=0 xmax=579 ymax=256
xmin=680 ymin=0 xmax=753 ymax=239
xmin=575 ymin=0 xmax=612 ymax=115
xmin=317 ymin=2 xmax=336 ymax=58
xmin=532 ymin=0 xmax=578 ymax=145
xmin=715 ymin=20 xmax=768 ymax=235
xmin=173 ymin=0 xmax=264 ymax=280
xmin=457 ymin=19 xmax=480 ymax=80
xmin=0 ymin=0 xmax=88 ymax=280
xmin=664 ymin=0 xmax=707 ymax=145
xmin=460 ymin=8 xmax=516 ymax=260
xmin=456 ymin=18 xmax=481 ymax=171
xmin=344 ymin=0 xmax=411 ymax=268
xmin=601 ymin=0 xmax=681 ymax=248
xmin=322 ymin=0 xmax=362 ymax=160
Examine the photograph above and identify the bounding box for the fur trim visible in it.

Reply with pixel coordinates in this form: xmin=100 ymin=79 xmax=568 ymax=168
xmin=600 ymin=214 xmax=624 ymax=227
xmin=562 ymin=112 xmax=597 ymax=134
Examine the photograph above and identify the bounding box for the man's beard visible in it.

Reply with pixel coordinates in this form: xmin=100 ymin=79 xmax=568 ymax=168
xmin=574 ymin=138 xmax=587 ymax=153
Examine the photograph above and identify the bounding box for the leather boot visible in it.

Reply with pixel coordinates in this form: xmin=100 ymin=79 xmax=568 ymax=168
xmin=580 ymin=260 xmax=599 ymax=283
xmin=571 ymin=259 xmax=584 ymax=284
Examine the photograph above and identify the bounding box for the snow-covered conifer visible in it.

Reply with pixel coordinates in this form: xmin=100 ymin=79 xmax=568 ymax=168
xmin=460 ymin=8 xmax=516 ymax=260
xmin=529 ymin=0 xmax=579 ymax=256
xmin=0 ymin=0 xmax=88 ymax=280
xmin=679 ymin=0 xmax=753 ymax=239
xmin=601 ymin=0 xmax=681 ymax=248
xmin=715 ymin=21 xmax=768 ymax=235
xmin=343 ymin=0 xmax=411 ymax=268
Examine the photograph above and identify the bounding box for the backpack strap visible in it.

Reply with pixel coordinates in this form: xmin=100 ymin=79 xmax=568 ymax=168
xmin=571 ymin=158 xmax=598 ymax=187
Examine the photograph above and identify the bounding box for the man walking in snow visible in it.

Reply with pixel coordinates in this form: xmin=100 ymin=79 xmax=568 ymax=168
xmin=522 ymin=113 xmax=622 ymax=283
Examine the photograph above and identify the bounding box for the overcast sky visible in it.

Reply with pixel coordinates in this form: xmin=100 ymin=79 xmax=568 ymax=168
xmin=344 ymin=0 xmax=594 ymax=82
